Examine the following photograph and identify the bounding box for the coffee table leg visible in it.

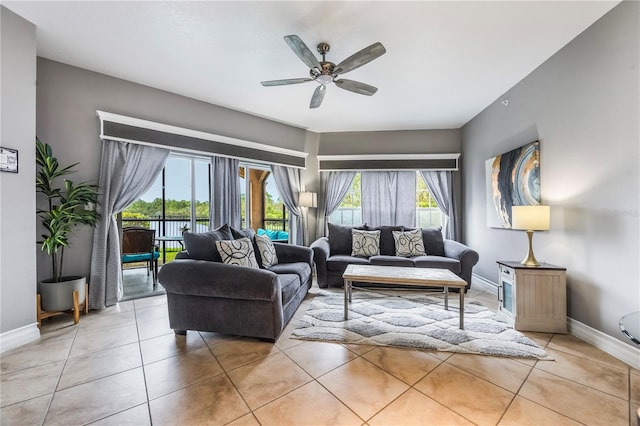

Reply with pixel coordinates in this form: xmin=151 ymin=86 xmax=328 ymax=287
xmin=344 ymin=279 xmax=350 ymax=320
xmin=459 ymin=288 xmax=465 ymax=329
xmin=444 ymin=286 xmax=449 ymax=310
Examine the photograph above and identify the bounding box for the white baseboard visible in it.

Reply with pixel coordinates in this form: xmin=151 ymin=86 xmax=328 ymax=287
xmin=0 ymin=323 xmax=40 ymax=353
xmin=568 ymin=318 xmax=640 ymax=370
xmin=472 ymin=273 xmax=640 ymax=369
xmin=472 ymin=273 xmax=498 ymax=294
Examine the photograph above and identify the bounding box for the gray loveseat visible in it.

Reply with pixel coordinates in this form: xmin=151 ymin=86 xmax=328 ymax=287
xmin=157 ymin=225 xmax=313 ymax=342
xmin=311 ymin=224 xmax=479 ymax=291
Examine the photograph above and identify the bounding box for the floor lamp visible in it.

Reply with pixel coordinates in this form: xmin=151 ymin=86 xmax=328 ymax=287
xmin=298 ymin=191 xmax=317 ymax=246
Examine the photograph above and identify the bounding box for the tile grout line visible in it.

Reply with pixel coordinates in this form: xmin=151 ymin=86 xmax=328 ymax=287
xmin=132 ymin=298 xmax=155 ymax=426
xmin=40 ymin=319 xmax=81 ymax=426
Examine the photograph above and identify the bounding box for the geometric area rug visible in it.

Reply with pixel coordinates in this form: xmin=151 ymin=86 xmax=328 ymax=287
xmin=292 ymin=289 xmax=552 ymax=360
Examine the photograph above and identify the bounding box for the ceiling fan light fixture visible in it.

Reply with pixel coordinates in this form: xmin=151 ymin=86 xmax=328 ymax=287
xmin=316 ymin=74 xmax=333 ymax=85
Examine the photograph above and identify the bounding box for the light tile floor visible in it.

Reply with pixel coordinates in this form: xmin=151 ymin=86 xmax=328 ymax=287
xmin=1 ymin=282 xmax=638 ymax=425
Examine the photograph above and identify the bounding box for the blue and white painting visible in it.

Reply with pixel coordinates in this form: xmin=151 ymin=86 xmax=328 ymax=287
xmin=485 ymin=141 xmax=540 ymax=228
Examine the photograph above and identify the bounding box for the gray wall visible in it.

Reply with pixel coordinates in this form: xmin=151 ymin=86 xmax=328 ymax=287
xmin=461 ymin=1 xmax=639 ymax=343
xmin=0 ymin=7 xmax=37 ymax=334
xmin=35 ymin=58 xmax=309 ymax=282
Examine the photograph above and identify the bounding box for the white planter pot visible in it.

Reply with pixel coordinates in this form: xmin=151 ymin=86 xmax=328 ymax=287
xmin=38 ymin=276 xmax=86 ymax=312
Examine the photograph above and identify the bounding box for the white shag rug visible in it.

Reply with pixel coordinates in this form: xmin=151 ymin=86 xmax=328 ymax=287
xmin=292 ymin=289 xmax=552 ymax=360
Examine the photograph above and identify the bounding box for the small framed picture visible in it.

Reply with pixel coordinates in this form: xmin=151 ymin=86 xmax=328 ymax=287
xmin=0 ymin=147 xmax=19 ymax=173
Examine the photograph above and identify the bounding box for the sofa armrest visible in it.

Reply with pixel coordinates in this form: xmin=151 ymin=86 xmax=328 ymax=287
xmin=310 ymin=237 xmax=330 ymax=287
xmin=158 ymin=259 xmax=279 ymax=301
xmin=274 ymin=243 xmax=313 ymax=266
xmin=175 ymin=251 xmax=191 ymax=259
xmin=444 ymin=240 xmax=479 ymax=287
xmin=444 ymin=240 xmax=478 ymax=263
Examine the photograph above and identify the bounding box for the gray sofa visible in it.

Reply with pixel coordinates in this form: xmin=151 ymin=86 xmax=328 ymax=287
xmin=311 ymin=224 xmax=479 ymax=291
xmin=157 ymin=225 xmax=313 ymax=342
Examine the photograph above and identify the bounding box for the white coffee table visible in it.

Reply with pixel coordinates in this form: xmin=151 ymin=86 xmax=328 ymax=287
xmin=342 ymin=264 xmax=468 ymax=329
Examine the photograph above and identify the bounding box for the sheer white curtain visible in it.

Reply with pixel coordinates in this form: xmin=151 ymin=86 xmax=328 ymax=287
xmin=271 ymin=165 xmax=304 ymax=245
xmin=316 ymin=171 xmax=356 ymax=236
xmin=420 ymin=170 xmax=457 ymax=240
xmin=210 ymin=155 xmax=241 ymax=229
xmin=362 ymin=171 xmax=416 ymax=227
xmin=89 ymin=140 xmax=170 ymax=309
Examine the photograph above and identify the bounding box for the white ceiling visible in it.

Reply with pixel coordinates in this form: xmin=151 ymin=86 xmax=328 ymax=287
xmin=5 ymin=1 xmax=620 ymax=133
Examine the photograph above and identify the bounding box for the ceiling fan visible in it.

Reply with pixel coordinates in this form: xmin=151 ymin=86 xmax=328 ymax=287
xmin=261 ymin=35 xmax=386 ymax=109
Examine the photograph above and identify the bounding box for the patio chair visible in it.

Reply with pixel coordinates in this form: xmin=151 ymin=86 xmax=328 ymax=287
xmin=121 ymin=227 xmax=159 ymax=287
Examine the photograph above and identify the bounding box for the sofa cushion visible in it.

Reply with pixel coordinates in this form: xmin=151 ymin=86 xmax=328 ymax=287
xmin=412 ymin=255 xmax=461 ymax=273
xmin=278 ymin=273 xmax=301 ymax=306
xmin=215 ymin=238 xmax=259 ymax=269
xmin=230 ymin=226 xmax=256 ymax=240
xmin=351 ymin=229 xmax=380 ymax=257
xmin=421 ymin=226 xmax=445 ymax=256
xmin=369 ymin=255 xmax=415 ymax=267
xmin=183 ymin=224 xmax=233 ymax=262
xmin=327 ymin=255 xmax=369 ymax=271
xmin=367 ymin=225 xmax=404 ymax=255
xmin=393 ymin=228 xmax=426 ymax=257
xmin=255 ymin=234 xmax=278 ymax=268
xmin=328 ymin=223 xmax=366 ymax=255
xmin=269 ymin=262 xmax=311 ymax=286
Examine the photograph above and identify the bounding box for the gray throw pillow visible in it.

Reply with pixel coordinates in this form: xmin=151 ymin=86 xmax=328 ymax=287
xmin=255 ymin=234 xmax=278 ymax=268
xmin=215 ymin=238 xmax=259 ymax=269
xmin=351 ymin=229 xmax=381 ymax=257
xmin=328 ymin=223 xmax=367 ymax=255
xmin=182 ymin=224 xmax=233 ymax=262
xmin=367 ymin=225 xmax=404 ymax=255
xmin=393 ymin=228 xmax=426 ymax=257
xmin=421 ymin=226 xmax=445 ymax=256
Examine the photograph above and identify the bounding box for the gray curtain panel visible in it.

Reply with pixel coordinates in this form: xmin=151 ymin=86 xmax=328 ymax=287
xmin=362 ymin=171 xmax=416 ymax=227
xmin=317 ymin=171 xmax=357 ymax=237
xmin=420 ymin=170 xmax=458 ymax=240
xmin=210 ymin=155 xmax=241 ymax=229
xmin=89 ymin=140 xmax=170 ymax=309
xmin=271 ymin=165 xmax=304 ymax=245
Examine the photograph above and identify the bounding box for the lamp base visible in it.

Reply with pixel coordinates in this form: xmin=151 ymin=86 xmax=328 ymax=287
xmin=520 ymin=230 xmax=540 ymax=267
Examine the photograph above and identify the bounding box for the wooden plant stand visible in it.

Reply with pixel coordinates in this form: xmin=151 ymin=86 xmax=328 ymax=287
xmin=36 ymin=283 xmax=89 ymax=328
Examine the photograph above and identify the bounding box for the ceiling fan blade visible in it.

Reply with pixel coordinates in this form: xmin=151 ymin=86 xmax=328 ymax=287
xmin=334 ymin=79 xmax=378 ymax=96
xmin=284 ymin=35 xmax=322 ymax=70
xmin=309 ymin=85 xmax=326 ymax=109
xmin=335 ymin=42 xmax=386 ymax=75
xmin=261 ymin=78 xmax=313 ymax=87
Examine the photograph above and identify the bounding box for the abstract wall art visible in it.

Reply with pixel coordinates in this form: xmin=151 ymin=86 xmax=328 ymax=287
xmin=485 ymin=141 xmax=540 ymax=228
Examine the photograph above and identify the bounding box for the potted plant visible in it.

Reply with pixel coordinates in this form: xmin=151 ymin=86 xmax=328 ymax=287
xmin=36 ymin=138 xmax=100 ymax=312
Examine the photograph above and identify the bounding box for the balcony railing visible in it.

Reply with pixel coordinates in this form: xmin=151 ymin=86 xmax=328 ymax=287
xmin=263 ymin=218 xmax=288 ymax=232
xmin=329 ymin=207 xmax=442 ymax=228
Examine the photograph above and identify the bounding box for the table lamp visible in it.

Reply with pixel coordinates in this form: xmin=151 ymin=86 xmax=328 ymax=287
xmin=511 ymin=205 xmax=550 ymax=266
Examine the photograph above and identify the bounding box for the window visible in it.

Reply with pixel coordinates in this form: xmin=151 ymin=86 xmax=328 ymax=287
xmin=329 ymin=173 xmax=362 ymax=226
xmin=239 ymin=164 xmax=288 ymax=232
xmin=416 ymin=172 xmax=442 ymax=228
xmin=122 ymin=154 xmax=211 ymax=264
xmin=329 ymin=171 xmax=443 ymax=228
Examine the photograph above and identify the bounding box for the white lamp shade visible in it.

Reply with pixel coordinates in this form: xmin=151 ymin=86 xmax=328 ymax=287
xmin=298 ymin=191 xmax=317 ymax=208
xmin=512 ymin=205 xmax=550 ymax=231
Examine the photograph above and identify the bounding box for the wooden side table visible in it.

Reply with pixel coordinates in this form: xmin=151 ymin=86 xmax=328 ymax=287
xmin=497 ymin=261 xmax=567 ymax=333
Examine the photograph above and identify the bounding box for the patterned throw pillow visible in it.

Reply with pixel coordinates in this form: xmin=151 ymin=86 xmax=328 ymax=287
xmin=351 ymin=229 xmax=381 ymax=257
xmin=393 ymin=228 xmax=426 ymax=257
xmin=255 ymin=234 xmax=278 ymax=268
xmin=215 ymin=238 xmax=259 ymax=268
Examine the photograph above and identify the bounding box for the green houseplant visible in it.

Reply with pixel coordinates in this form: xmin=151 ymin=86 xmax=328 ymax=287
xmin=36 ymin=138 xmax=100 ymax=312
